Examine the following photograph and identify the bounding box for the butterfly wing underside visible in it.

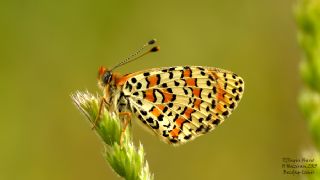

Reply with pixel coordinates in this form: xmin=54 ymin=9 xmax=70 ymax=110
xmin=121 ymin=66 xmax=244 ymax=145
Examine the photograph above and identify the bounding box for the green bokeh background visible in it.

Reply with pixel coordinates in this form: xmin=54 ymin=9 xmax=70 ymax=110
xmin=0 ymin=0 xmax=310 ymax=179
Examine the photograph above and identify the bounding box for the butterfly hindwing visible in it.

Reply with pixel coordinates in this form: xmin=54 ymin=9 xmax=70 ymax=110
xmin=121 ymin=66 xmax=244 ymax=145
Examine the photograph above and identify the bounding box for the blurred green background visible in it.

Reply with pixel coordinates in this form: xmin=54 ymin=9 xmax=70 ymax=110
xmin=0 ymin=0 xmax=310 ymax=179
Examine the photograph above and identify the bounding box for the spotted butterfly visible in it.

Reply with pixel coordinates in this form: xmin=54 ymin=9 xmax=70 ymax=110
xmin=97 ymin=39 xmax=244 ymax=145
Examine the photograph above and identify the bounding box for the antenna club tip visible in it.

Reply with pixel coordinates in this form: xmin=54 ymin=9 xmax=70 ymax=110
xmin=148 ymin=39 xmax=157 ymax=45
xmin=150 ymin=46 xmax=160 ymax=52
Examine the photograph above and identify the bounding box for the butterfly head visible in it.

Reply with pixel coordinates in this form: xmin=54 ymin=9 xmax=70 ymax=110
xmin=98 ymin=66 xmax=112 ymax=88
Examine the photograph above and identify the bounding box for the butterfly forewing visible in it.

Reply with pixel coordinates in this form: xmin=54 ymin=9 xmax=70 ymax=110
xmin=121 ymin=66 xmax=244 ymax=145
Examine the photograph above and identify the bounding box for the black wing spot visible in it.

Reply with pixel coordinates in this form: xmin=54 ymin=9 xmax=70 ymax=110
xmin=162 ymin=83 xmax=168 ymax=88
xmin=213 ymin=119 xmax=221 ymax=125
xmin=168 ymin=103 xmax=174 ymax=108
xmin=156 ymin=74 xmax=161 ymax=85
xmin=209 ymin=75 xmax=214 ymax=81
xmin=146 ymin=117 xmax=154 ymax=123
xmin=158 ymin=114 xmax=164 ymax=121
xmin=239 ymin=79 xmax=243 ymax=84
xmin=238 ymin=87 xmax=243 ymax=92
xmin=131 ymin=78 xmax=137 ymax=83
xmin=169 ymin=67 xmax=175 ymax=71
xmin=170 ymin=139 xmax=179 ymax=143
xmin=149 ymin=106 xmax=155 ymax=112
xmin=230 ymin=102 xmax=235 ymax=109
xmin=137 ymin=100 xmax=143 ymax=106
xmin=206 ymin=106 xmax=210 ymax=112
xmin=232 ymin=88 xmax=237 ymax=94
xmin=235 ymin=95 xmax=240 ymax=101
xmin=133 ymin=92 xmax=139 ymax=96
xmin=183 ymin=88 xmax=188 ymax=95
xmin=138 ymin=115 xmax=144 ymax=123
xmin=167 ymin=88 xmax=173 ymax=93
xmin=205 ymin=126 xmax=212 ymax=132
xmin=143 ymin=72 xmax=150 ymax=76
xmin=171 ymin=94 xmax=176 ymax=101
xmin=141 ymin=110 xmax=147 ymax=116
xmin=163 ymin=106 xmax=168 ymax=113
xmin=213 ymin=87 xmax=217 ymax=94
xmin=222 ymin=111 xmax=229 ymax=116
xmin=136 ymin=82 xmax=142 ymax=89
xmin=180 ymin=107 xmax=187 ymax=115
xmin=211 ymin=100 xmax=216 ymax=109
xmin=206 ymin=80 xmax=211 ymax=86
xmin=151 ymin=120 xmax=159 ymax=129
xmin=174 ymin=81 xmax=180 ymax=86
xmin=196 ymin=125 xmax=204 ymax=132
xmin=173 ymin=114 xmax=179 ymax=122
xmin=169 ymin=72 xmax=174 ymax=79
xmin=180 ymin=70 xmax=184 ymax=78
xmin=188 ymin=98 xmax=192 ymax=105
xmin=164 ymin=123 xmax=170 ymax=128
xmin=198 ymin=118 xmax=204 ymax=123
xmin=206 ymin=114 xmax=212 ymax=121
xmin=184 ymin=134 xmax=192 ymax=140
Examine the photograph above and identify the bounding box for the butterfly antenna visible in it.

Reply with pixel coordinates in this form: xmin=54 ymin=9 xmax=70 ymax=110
xmin=110 ymin=39 xmax=160 ymax=71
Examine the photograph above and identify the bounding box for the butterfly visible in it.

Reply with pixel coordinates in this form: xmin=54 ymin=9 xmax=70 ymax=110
xmin=96 ymin=39 xmax=244 ymax=145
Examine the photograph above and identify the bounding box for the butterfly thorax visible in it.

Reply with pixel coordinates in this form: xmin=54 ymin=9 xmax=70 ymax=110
xmin=97 ymin=67 xmax=131 ymax=115
xmin=106 ymin=84 xmax=130 ymax=115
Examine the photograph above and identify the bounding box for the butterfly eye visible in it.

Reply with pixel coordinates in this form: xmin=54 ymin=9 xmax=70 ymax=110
xmin=102 ymin=71 xmax=112 ymax=84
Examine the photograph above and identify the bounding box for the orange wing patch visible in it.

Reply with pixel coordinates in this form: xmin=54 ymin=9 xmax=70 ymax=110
xmin=194 ymin=99 xmax=202 ymax=110
xmin=192 ymin=88 xmax=201 ymax=98
xmin=161 ymin=89 xmax=175 ymax=103
xmin=145 ymin=89 xmax=155 ymax=102
xmin=147 ymin=75 xmax=159 ymax=88
xmin=184 ymin=108 xmax=194 ymax=119
xmin=186 ymin=78 xmax=196 ymax=86
xmin=183 ymin=68 xmax=192 ymax=77
xmin=151 ymin=106 xmax=162 ymax=117
xmin=170 ymin=128 xmax=180 ymax=138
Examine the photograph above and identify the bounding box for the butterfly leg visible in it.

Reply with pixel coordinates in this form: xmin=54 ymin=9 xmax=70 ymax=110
xmin=92 ymin=97 xmax=108 ymax=129
xmin=119 ymin=112 xmax=131 ymax=146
